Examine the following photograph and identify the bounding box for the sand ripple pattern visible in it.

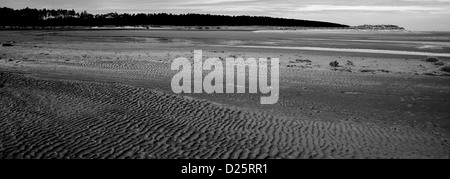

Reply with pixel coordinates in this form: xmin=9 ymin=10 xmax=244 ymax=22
xmin=0 ymin=73 xmax=448 ymax=159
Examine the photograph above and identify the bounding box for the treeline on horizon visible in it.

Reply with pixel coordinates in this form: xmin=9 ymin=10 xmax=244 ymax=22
xmin=0 ymin=7 xmax=349 ymax=27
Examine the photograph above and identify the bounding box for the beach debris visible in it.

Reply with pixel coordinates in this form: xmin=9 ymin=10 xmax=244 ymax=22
xmin=424 ymin=72 xmax=438 ymax=76
xmin=433 ymin=61 xmax=445 ymax=66
xmin=360 ymin=69 xmax=376 ymax=73
xmin=425 ymin=57 xmax=439 ymax=63
xmin=295 ymin=59 xmax=311 ymax=63
xmin=289 ymin=59 xmax=312 ymax=68
xmin=211 ymin=50 xmax=225 ymax=53
xmin=378 ymin=69 xmax=391 ymax=73
xmin=346 ymin=60 xmax=354 ymax=66
xmin=329 ymin=60 xmax=339 ymax=67
xmin=441 ymin=65 xmax=450 ymax=73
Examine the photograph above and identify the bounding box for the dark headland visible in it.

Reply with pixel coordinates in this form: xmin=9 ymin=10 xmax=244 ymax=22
xmin=0 ymin=7 xmax=349 ymax=28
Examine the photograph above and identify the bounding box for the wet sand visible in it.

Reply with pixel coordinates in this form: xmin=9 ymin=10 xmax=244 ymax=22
xmin=0 ymin=30 xmax=449 ymax=159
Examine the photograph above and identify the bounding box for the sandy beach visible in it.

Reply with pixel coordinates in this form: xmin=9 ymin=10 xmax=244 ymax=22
xmin=1 ymin=29 xmax=449 ymax=159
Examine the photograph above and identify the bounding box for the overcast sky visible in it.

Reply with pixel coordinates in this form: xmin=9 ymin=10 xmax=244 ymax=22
xmin=2 ymin=0 xmax=450 ymax=31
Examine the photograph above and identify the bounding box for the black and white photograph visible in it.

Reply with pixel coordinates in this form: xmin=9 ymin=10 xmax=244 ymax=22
xmin=0 ymin=0 xmax=449 ymax=165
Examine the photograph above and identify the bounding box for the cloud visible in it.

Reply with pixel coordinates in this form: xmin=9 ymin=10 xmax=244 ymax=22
xmin=1 ymin=0 xmax=450 ymax=30
xmin=294 ymin=5 xmax=447 ymax=12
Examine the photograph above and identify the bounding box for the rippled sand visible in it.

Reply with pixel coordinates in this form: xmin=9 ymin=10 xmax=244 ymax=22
xmin=0 ymin=30 xmax=449 ymax=159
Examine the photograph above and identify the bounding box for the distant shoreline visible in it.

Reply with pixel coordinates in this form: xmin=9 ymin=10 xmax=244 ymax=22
xmin=0 ymin=25 xmax=408 ymax=32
